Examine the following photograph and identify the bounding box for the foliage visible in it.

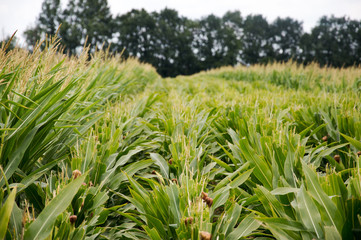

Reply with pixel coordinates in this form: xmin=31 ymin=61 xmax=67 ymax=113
xmin=24 ymin=0 xmax=61 ymax=49
xmin=269 ymin=17 xmax=303 ymax=62
xmin=25 ymin=0 xmax=113 ymax=54
xmin=23 ymin=0 xmax=361 ymax=77
xmin=301 ymin=15 xmax=361 ymax=67
xmin=61 ymin=0 xmax=114 ymax=53
xmin=1 ymin=38 xmax=361 ymax=239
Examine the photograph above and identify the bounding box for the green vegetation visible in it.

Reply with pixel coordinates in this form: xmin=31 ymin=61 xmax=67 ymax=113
xmin=21 ymin=0 xmax=361 ymax=77
xmin=1 ymin=39 xmax=361 ymax=240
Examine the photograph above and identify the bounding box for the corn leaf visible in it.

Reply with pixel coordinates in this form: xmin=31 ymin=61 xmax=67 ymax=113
xmin=24 ymin=174 xmax=86 ymax=240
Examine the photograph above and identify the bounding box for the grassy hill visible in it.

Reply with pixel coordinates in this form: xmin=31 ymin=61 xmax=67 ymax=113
xmin=1 ymin=41 xmax=361 ymax=239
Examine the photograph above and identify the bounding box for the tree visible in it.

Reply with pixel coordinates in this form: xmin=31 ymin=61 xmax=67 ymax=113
xmin=24 ymin=2 xmax=361 ymax=74
xmin=308 ymin=16 xmax=360 ymax=67
xmin=298 ymin=32 xmax=314 ymax=64
xmin=60 ymin=0 xmax=114 ymax=53
xmin=24 ymin=26 xmax=43 ymax=49
xmin=77 ymin=0 xmax=114 ymax=49
xmin=348 ymin=19 xmax=361 ymax=65
xmin=38 ymin=0 xmax=62 ymax=36
xmin=269 ymin=17 xmax=303 ymax=62
xmin=241 ymin=14 xmax=272 ymax=64
xmin=24 ymin=0 xmax=61 ymax=48
xmin=194 ymin=14 xmax=223 ymax=69
xmin=193 ymin=11 xmax=243 ymax=70
xmin=222 ymin=11 xmax=243 ymax=65
xmin=24 ymin=0 xmax=114 ymax=54
xmin=114 ymin=9 xmax=159 ymax=64
xmin=115 ymin=8 xmax=198 ymax=77
xmin=152 ymin=8 xmax=198 ymax=77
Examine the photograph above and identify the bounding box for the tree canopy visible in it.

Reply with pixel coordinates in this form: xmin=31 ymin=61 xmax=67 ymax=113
xmin=22 ymin=0 xmax=361 ymax=77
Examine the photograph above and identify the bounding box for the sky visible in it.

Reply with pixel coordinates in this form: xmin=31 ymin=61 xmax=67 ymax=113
xmin=1 ymin=0 xmax=360 ymax=45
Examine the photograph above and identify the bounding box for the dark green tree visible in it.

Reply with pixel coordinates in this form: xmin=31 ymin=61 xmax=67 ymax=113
xmin=152 ymin=8 xmax=198 ymax=77
xmin=307 ymin=16 xmax=360 ymax=67
xmin=241 ymin=14 xmax=272 ymax=64
xmin=60 ymin=0 xmax=114 ymax=53
xmin=59 ymin=0 xmax=83 ymax=54
xmin=23 ymin=25 xmax=42 ymax=49
xmin=193 ymin=11 xmax=242 ymax=70
xmin=115 ymin=8 xmax=198 ymax=77
xmin=348 ymin=19 xmax=361 ymax=65
xmin=24 ymin=0 xmax=114 ymax=54
xmin=114 ymin=9 xmax=159 ymax=65
xmin=193 ymin=14 xmax=224 ymax=69
xmin=269 ymin=17 xmax=303 ymax=62
xmin=298 ymin=32 xmax=314 ymax=64
xmin=222 ymin=11 xmax=243 ymax=65
xmin=24 ymin=0 xmax=61 ymax=48
xmin=24 ymin=2 xmax=361 ymax=74
xmin=38 ymin=0 xmax=62 ymax=35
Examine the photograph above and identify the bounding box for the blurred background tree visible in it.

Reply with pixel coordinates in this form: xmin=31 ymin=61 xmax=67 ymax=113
xmin=23 ymin=0 xmax=361 ymax=77
xmin=24 ymin=0 xmax=61 ymax=49
xmin=241 ymin=14 xmax=272 ymax=64
xmin=151 ymin=8 xmax=197 ymax=77
xmin=114 ymin=9 xmax=159 ymax=65
xmin=308 ymin=16 xmax=360 ymax=67
xmin=193 ymin=11 xmax=243 ymax=70
xmin=269 ymin=17 xmax=303 ymax=62
xmin=60 ymin=0 xmax=114 ymax=54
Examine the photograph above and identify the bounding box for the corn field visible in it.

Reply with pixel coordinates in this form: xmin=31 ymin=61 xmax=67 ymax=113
xmin=1 ymin=39 xmax=361 ymax=240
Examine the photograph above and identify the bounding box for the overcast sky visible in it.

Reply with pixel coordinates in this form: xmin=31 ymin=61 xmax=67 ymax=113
xmin=1 ymin=0 xmax=360 ymax=45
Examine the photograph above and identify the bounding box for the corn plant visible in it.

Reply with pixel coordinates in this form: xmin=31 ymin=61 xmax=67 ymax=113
xmin=1 ymin=36 xmax=361 ymax=240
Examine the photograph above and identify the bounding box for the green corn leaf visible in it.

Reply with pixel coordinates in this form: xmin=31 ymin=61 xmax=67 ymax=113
xmin=166 ymin=184 xmax=180 ymax=224
xmin=143 ymin=214 xmax=167 ymax=239
xmin=114 ymin=210 xmax=144 ymax=226
xmin=340 ymin=133 xmax=361 ymax=151
xmin=0 ymin=124 xmax=43 ymax=188
xmin=299 ymin=124 xmax=314 ymax=138
xmin=111 ymin=160 xmax=154 ymax=188
xmin=238 ymin=139 xmax=273 ymax=189
xmin=6 ymin=80 xmax=65 ymax=140
xmin=313 ymin=143 xmax=348 ymax=167
xmin=224 ymin=203 xmax=242 ymax=236
xmin=302 ymin=162 xmax=343 ymax=232
xmin=255 ymin=185 xmax=287 ymax=218
xmin=144 ymin=226 xmax=162 ymax=240
xmin=325 ymin=226 xmax=342 ymax=240
xmin=294 ymin=185 xmax=323 ymax=239
xmin=214 ymin=162 xmax=250 ymax=191
xmin=24 ymin=173 xmax=86 ymax=240
xmin=218 ymin=142 xmax=238 ymax=167
xmin=9 ymin=202 xmax=22 ymax=240
xmin=271 ymin=187 xmax=299 ymax=195
xmin=0 ymin=187 xmax=17 ymax=240
xmin=211 ymin=188 xmax=230 ymax=212
xmin=258 ymin=217 xmax=305 ymax=231
xmin=226 ymin=213 xmax=261 ymax=240
xmin=209 ymin=155 xmax=233 ymax=172
xmin=150 ymin=153 xmax=169 ymax=179
xmin=229 ymin=168 xmax=253 ymax=189
xmin=18 ymin=159 xmax=59 ymax=192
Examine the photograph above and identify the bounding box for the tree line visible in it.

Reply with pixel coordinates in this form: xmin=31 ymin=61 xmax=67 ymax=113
xmin=22 ymin=0 xmax=361 ymax=77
